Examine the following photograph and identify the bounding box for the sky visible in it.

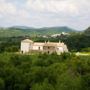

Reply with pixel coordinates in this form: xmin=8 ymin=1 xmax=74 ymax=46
xmin=0 ymin=0 xmax=90 ymax=30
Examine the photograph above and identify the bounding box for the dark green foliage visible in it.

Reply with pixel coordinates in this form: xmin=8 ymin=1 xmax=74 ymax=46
xmin=0 ymin=78 xmax=5 ymax=90
xmin=0 ymin=53 xmax=90 ymax=90
xmin=63 ymin=34 xmax=90 ymax=51
xmin=0 ymin=37 xmax=24 ymax=53
xmin=81 ymin=47 xmax=90 ymax=52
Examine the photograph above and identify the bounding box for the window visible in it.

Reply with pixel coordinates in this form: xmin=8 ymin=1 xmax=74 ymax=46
xmin=21 ymin=51 xmax=23 ymax=54
xmin=48 ymin=51 xmax=49 ymax=54
xmin=48 ymin=47 xmax=50 ymax=49
xmin=38 ymin=47 xmax=40 ymax=50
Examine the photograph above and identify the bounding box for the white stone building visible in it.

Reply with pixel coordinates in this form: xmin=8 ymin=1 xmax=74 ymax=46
xmin=20 ymin=39 xmax=68 ymax=54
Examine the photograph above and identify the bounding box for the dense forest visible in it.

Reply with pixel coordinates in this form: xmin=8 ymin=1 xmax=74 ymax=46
xmin=0 ymin=53 xmax=90 ymax=90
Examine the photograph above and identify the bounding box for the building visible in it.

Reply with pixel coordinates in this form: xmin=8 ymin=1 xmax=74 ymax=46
xmin=51 ymin=32 xmax=70 ymax=38
xmin=20 ymin=39 xmax=68 ymax=54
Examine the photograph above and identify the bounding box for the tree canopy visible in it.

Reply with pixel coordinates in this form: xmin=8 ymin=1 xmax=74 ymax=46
xmin=0 ymin=53 xmax=90 ymax=90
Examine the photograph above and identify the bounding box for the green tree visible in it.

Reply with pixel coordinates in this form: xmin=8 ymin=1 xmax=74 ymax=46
xmin=0 ymin=78 xmax=5 ymax=90
xmin=31 ymin=79 xmax=55 ymax=90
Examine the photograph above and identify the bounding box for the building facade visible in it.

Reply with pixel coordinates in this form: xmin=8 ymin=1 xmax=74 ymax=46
xmin=21 ymin=39 xmax=68 ymax=54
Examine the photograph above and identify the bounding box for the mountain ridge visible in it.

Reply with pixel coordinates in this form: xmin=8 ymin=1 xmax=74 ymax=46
xmin=0 ymin=26 xmax=77 ymax=37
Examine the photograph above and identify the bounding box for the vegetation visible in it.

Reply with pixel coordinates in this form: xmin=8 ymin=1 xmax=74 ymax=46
xmin=0 ymin=26 xmax=89 ymax=90
xmin=0 ymin=37 xmax=24 ymax=53
xmin=84 ymin=27 xmax=90 ymax=35
xmin=0 ymin=32 xmax=90 ymax=53
xmin=33 ymin=33 xmax=90 ymax=52
xmin=0 ymin=26 xmax=76 ymax=37
xmin=0 ymin=26 xmax=89 ymax=52
xmin=0 ymin=53 xmax=90 ymax=90
xmin=62 ymin=33 xmax=90 ymax=52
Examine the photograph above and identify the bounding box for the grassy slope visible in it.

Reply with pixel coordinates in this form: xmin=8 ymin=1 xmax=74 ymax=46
xmin=0 ymin=27 xmax=76 ymax=37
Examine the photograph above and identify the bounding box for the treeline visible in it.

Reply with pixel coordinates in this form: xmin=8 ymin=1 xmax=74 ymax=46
xmin=0 ymin=53 xmax=90 ymax=90
xmin=0 ymin=36 xmax=24 ymax=53
xmin=62 ymin=33 xmax=90 ymax=52
xmin=0 ymin=33 xmax=90 ymax=53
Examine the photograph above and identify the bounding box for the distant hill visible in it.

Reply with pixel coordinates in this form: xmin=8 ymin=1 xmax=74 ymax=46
xmin=38 ymin=26 xmax=76 ymax=34
xmin=0 ymin=26 xmax=77 ymax=37
xmin=84 ymin=27 xmax=90 ymax=35
xmin=9 ymin=26 xmax=34 ymax=30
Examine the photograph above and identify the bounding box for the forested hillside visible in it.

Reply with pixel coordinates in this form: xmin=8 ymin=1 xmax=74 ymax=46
xmin=0 ymin=26 xmax=76 ymax=37
xmin=84 ymin=27 xmax=90 ymax=35
xmin=0 ymin=53 xmax=90 ymax=90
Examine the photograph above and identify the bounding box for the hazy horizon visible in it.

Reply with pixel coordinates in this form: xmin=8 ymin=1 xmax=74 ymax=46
xmin=0 ymin=25 xmax=84 ymax=31
xmin=0 ymin=0 xmax=90 ymax=30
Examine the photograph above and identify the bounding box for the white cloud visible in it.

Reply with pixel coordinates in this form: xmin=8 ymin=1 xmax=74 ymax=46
xmin=0 ymin=0 xmax=30 ymax=23
xmin=26 ymin=0 xmax=79 ymax=15
xmin=0 ymin=0 xmax=30 ymax=18
xmin=26 ymin=0 xmax=90 ymax=16
xmin=0 ymin=0 xmax=17 ymax=15
xmin=0 ymin=0 xmax=90 ymax=29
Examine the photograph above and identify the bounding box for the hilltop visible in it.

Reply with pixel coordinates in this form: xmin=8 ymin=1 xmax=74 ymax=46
xmin=0 ymin=26 xmax=77 ymax=37
xmin=84 ymin=27 xmax=90 ymax=35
